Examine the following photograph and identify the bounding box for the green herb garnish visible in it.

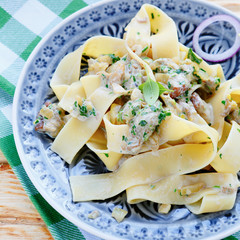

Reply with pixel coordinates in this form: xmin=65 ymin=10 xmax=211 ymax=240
xmin=139 ymin=78 xmax=159 ymax=105
xmin=200 ymin=68 xmax=206 ymax=72
xmin=192 ymin=66 xmax=202 ymax=84
xmin=79 ymin=105 xmax=88 ymax=117
xmin=122 ymin=135 xmax=127 ymax=142
xmin=139 ymin=120 xmax=147 ymax=126
xmin=143 ymin=132 xmax=148 ymax=141
xmin=139 ymin=65 xmax=172 ymax=105
xmin=187 ymin=48 xmax=202 ymax=64
xmin=142 ymin=46 xmax=148 ymax=53
xmin=108 ymin=54 xmax=120 ymax=63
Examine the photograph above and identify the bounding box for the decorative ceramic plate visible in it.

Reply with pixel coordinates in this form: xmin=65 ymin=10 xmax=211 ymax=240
xmin=13 ymin=0 xmax=240 ymax=239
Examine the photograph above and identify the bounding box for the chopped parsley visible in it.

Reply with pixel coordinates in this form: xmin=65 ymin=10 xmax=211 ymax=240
xmin=142 ymin=46 xmax=148 ymax=53
xmin=34 ymin=119 xmax=39 ymax=124
xmin=219 ymin=153 xmax=223 ymax=159
xmin=122 ymin=135 xmax=128 ymax=142
xmin=215 ymin=77 xmax=221 ymax=84
xmin=117 ymin=111 xmax=123 ymax=122
xmin=139 ymin=120 xmax=147 ymax=126
xmin=131 ymin=108 xmax=137 ymax=116
xmin=192 ymin=67 xmax=202 ymax=84
xmin=187 ymin=48 xmax=202 ymax=64
xmin=73 ymin=100 xmax=96 ymax=118
xmin=213 ymin=185 xmax=221 ymax=188
xmin=108 ymin=54 xmax=120 ymax=64
xmin=90 ymin=108 xmax=96 ymax=116
xmin=150 ymin=184 xmax=155 ymax=189
xmin=237 ymin=129 xmax=240 ymax=133
xmin=143 ymin=132 xmax=148 ymax=141
xmin=175 ymin=69 xmax=183 ymax=74
xmin=104 ymin=153 xmax=109 ymax=157
xmin=79 ymin=105 xmax=88 ymax=117
xmin=151 ymin=13 xmax=154 ymax=19
xmin=221 ymin=100 xmax=226 ymax=105
xmin=158 ymin=110 xmax=171 ymax=124
xmin=168 ymin=82 xmax=171 ymax=89
xmin=131 ymin=125 xmax=136 ymax=135
xmin=150 ymin=105 xmax=160 ymax=112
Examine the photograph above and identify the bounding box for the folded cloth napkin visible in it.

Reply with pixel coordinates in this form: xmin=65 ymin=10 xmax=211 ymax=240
xmin=0 ymin=1 xmax=239 ymax=240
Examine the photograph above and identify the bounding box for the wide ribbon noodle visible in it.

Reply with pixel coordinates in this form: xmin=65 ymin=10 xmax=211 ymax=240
xmin=45 ymin=4 xmax=240 ymax=215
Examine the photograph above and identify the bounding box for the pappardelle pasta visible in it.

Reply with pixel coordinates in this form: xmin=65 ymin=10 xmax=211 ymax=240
xmin=34 ymin=4 xmax=240 ymax=217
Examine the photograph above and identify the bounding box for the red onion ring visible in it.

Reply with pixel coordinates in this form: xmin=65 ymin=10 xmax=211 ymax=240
xmin=192 ymin=14 xmax=240 ymax=62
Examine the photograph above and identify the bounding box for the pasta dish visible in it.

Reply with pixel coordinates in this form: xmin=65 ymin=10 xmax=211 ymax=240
xmin=34 ymin=4 xmax=240 ymax=218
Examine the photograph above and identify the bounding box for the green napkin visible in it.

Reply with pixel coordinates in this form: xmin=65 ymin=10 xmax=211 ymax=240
xmin=0 ymin=0 xmax=239 ymax=240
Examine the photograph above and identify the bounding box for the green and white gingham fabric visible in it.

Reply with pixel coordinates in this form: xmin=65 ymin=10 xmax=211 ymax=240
xmin=0 ymin=1 xmax=238 ymax=240
xmin=0 ymin=1 xmax=103 ymax=239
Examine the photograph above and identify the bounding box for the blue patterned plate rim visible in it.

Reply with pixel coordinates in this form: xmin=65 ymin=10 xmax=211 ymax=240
xmin=12 ymin=0 xmax=240 ymax=239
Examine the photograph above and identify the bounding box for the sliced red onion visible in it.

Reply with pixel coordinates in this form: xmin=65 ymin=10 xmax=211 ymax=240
xmin=192 ymin=14 xmax=240 ymax=62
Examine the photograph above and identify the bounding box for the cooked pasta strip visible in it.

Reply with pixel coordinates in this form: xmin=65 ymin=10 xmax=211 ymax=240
xmin=50 ymin=36 xmax=127 ymax=100
xmin=87 ymin=128 xmax=122 ymax=171
xmin=50 ymin=46 xmax=84 ymax=100
xmin=58 ymin=81 xmax=86 ymax=112
xmin=211 ymin=121 xmax=240 ymax=173
xmin=207 ymin=81 xmax=232 ymax=137
xmin=217 ymin=121 xmax=231 ymax=150
xmin=70 ymin=143 xmax=216 ymax=201
xmin=51 ymin=87 xmax=121 ymax=163
xmin=81 ymin=75 xmax=101 ymax=98
xmin=126 ymin=173 xmax=239 ymax=214
xmin=104 ymin=111 xmax=218 ymax=154
xmin=186 ymin=192 xmax=237 ymax=214
xmin=125 ymin=4 xmax=179 ymax=59
xmin=179 ymin=43 xmax=225 ymax=82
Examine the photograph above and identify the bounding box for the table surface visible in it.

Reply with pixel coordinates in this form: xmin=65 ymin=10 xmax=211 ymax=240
xmin=1 ymin=0 xmax=240 ymax=239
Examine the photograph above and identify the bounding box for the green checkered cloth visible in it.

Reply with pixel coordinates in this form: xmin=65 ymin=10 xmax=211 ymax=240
xmin=0 ymin=1 xmax=102 ymax=239
xmin=0 ymin=1 xmax=239 ymax=240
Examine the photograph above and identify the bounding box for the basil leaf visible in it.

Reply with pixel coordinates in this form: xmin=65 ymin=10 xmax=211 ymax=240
xmin=139 ymin=81 xmax=171 ymax=104
xmin=157 ymin=82 xmax=173 ymax=95
xmin=139 ymin=83 xmax=144 ymax=92
xmin=187 ymin=48 xmax=202 ymax=64
xmin=142 ymin=79 xmax=159 ymax=105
